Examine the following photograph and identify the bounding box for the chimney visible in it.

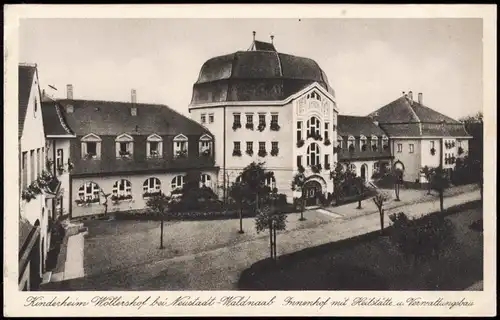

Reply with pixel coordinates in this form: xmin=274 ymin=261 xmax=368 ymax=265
xmin=131 ymin=89 xmax=137 ymax=104
xmin=408 ymin=91 xmax=413 ymax=105
xmin=252 ymin=31 xmax=256 ymax=41
xmin=402 ymin=91 xmax=406 ymax=97
xmin=270 ymin=35 xmax=274 ymax=44
xmin=66 ymin=84 xmax=73 ymax=99
xmin=418 ymin=92 xmax=423 ymax=105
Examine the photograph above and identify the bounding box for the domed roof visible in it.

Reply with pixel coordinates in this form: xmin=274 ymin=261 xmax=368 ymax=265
xmin=190 ymin=40 xmax=334 ymax=106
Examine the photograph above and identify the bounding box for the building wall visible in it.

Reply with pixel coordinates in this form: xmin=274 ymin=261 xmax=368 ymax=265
xmin=46 ymin=139 xmax=72 ymax=217
xmin=71 ymin=169 xmax=219 ymax=218
xmin=391 ymin=138 xmax=422 ymax=183
xmin=190 ymin=107 xmax=225 ymax=169
xmin=18 ymin=261 xmax=31 ymax=291
xmin=19 ymin=72 xmax=49 ymax=275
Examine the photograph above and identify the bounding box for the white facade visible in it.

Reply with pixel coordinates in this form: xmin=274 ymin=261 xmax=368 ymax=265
xmin=45 ymin=139 xmax=73 ymax=218
xmin=190 ymin=82 xmax=339 ymax=203
xmin=19 ymin=67 xmax=50 ymax=274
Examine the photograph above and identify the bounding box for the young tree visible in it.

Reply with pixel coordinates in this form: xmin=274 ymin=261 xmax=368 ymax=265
xmin=239 ymin=162 xmax=274 ymax=212
xmin=420 ymin=166 xmax=434 ymax=195
xmin=329 ymin=162 xmax=346 ymax=204
xmin=430 ymin=166 xmax=450 ymax=212
xmin=354 ymin=177 xmax=365 ymax=209
xmin=100 ymin=190 xmax=112 ymax=217
xmin=228 ymin=181 xmax=248 ymax=234
xmin=291 ymin=172 xmax=307 ymax=221
xmin=392 ymin=168 xmax=404 ymax=201
xmin=255 ymin=204 xmax=287 ymax=260
xmin=146 ymin=193 xmax=171 ymax=249
xmin=373 ymin=191 xmax=390 ymax=234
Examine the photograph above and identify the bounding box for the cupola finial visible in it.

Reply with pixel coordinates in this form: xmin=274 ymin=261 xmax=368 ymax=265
xmin=270 ymin=34 xmax=274 ymax=44
xmin=252 ymin=31 xmax=256 ymax=41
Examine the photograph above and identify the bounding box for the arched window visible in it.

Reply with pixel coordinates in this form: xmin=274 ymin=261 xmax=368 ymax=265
xmin=78 ymin=182 xmax=100 ymax=202
xmin=200 ymin=174 xmax=212 ymax=189
xmin=171 ymin=175 xmax=185 ymax=191
xmin=112 ymin=179 xmax=132 ymax=197
xmin=306 ymin=116 xmax=321 ymax=138
xmin=265 ymin=175 xmax=276 ymax=189
xmin=307 ymin=91 xmax=322 ymax=101
xmin=360 ymin=135 xmax=367 ymax=151
xmin=307 ymin=143 xmax=321 ymax=166
xmin=349 ymin=163 xmax=357 ymax=172
xmin=143 ymin=177 xmax=161 ymax=196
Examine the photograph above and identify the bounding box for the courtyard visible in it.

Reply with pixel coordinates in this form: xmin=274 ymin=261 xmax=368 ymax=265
xmin=41 ymin=185 xmax=482 ymax=291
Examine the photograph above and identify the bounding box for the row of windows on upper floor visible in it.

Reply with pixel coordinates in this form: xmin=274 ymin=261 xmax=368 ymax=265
xmin=79 ymin=133 xmax=213 ymax=160
xmin=232 ymin=113 xmax=281 ymax=131
xmin=336 ymin=135 xmax=390 ymax=152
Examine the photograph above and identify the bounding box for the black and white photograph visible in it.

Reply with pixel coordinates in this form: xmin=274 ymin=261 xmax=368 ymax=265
xmin=4 ymin=4 xmax=496 ymax=318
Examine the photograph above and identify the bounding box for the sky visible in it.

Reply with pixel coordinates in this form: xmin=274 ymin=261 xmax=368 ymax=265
xmin=19 ymin=18 xmax=483 ymax=120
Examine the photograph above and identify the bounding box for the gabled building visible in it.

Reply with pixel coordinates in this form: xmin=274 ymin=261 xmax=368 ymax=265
xmin=336 ymin=115 xmax=393 ymax=182
xmin=48 ymin=86 xmax=218 ymax=219
xmin=189 ymin=33 xmax=339 ymax=205
xmin=18 ymin=63 xmax=51 ymax=290
xmin=368 ymin=91 xmax=472 ymax=183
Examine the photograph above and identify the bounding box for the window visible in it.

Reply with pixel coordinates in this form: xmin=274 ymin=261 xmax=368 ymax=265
xmin=199 ymin=134 xmax=213 ymax=156
xmin=308 ymin=91 xmax=322 ymax=101
xmin=81 ymin=133 xmax=102 ymax=159
xmin=115 ymin=134 xmax=134 ymax=158
xmin=297 ymin=155 xmax=302 ymax=168
xmin=146 ymin=134 xmax=163 ymax=158
xmin=430 ymin=141 xmax=435 ymax=149
xmin=34 ymin=96 xmax=38 ymax=115
xmin=259 ymin=142 xmax=266 ymax=152
xmin=271 ymin=141 xmax=278 ymax=151
xmin=382 ymin=136 xmax=389 ymax=150
xmin=112 ymin=179 xmax=132 ymax=197
xmin=78 ymin=182 xmax=100 ymax=201
xmin=41 ymin=147 xmax=45 ymax=173
xmin=258 ymin=114 xmax=266 ymax=125
xmin=171 ymin=175 xmax=185 ymax=191
xmin=397 ymin=143 xmax=403 ymax=153
xmin=200 ymin=174 xmax=212 ymax=189
xmin=36 ymin=148 xmax=41 ymax=177
xmin=173 ymin=134 xmax=188 ymax=158
xmin=234 ymin=141 xmax=241 ymax=152
xmin=360 ymin=135 xmax=367 ymax=151
xmin=22 ymin=152 xmax=28 ymax=189
xmin=371 ymin=135 xmax=379 ymax=151
xmin=296 ymin=121 xmax=303 ymax=141
xmin=208 ymin=114 xmax=214 ymax=123
xmin=457 ymin=140 xmax=462 ymax=148
xmin=337 ymin=137 xmax=343 ymax=149
xmin=324 ymin=154 xmax=330 ymax=167
xmin=348 ymin=136 xmax=355 ymax=149
xmin=56 ymin=149 xmax=63 ymax=170
xmin=200 ymin=114 xmax=206 ymax=124
xmin=265 ymin=175 xmax=276 ymax=189
xmin=30 ymin=150 xmax=35 ymax=182
xmin=409 ymin=144 xmax=414 ymax=153
xmin=271 ymin=114 xmax=278 ymax=124
xmin=233 ymin=113 xmax=241 ymax=125
xmin=307 ymin=143 xmax=320 ymax=166
xmin=143 ymin=177 xmax=161 ymax=196
xmin=324 ymin=122 xmax=329 ymax=141
xmin=246 ymin=114 xmax=253 ymax=124
xmin=307 ymin=116 xmax=321 ymax=138
xmin=349 ymin=163 xmax=357 ymax=172
xmin=246 ymin=141 xmax=253 ymax=153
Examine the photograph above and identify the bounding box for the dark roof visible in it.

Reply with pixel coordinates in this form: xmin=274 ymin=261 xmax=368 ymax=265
xmin=368 ymin=95 xmax=470 ymax=137
xmin=338 ymin=149 xmax=393 ymax=162
xmin=191 ymin=50 xmax=334 ymax=105
xmin=19 ymin=218 xmax=35 ymax=254
xmin=55 ymin=99 xmax=211 ymax=136
xmin=253 ymin=40 xmax=277 ymax=52
xmin=41 ymin=101 xmax=75 ymax=136
xmin=18 ymin=65 xmax=36 ymax=138
xmin=337 ymin=115 xmax=387 ymax=137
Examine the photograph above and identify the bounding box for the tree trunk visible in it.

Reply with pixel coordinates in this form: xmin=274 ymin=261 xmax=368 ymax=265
xmin=427 ymin=180 xmax=431 ymax=195
xmin=395 ymin=184 xmax=400 ymax=201
xmin=160 ymin=219 xmax=164 ymax=249
xmin=439 ymin=191 xmax=444 ymax=212
xmin=269 ymin=222 xmax=273 ymax=260
xmin=238 ymin=202 xmax=244 ymax=234
xmin=357 ymin=199 xmax=362 ymax=209
xmin=273 ymin=223 xmax=277 ymax=260
xmin=380 ymin=209 xmax=385 ymax=233
xmin=256 ymin=193 xmax=259 ymax=212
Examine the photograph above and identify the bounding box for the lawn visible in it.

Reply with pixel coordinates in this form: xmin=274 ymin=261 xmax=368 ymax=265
xmin=82 ymin=210 xmax=332 ymax=277
xmin=238 ymin=203 xmax=483 ymax=291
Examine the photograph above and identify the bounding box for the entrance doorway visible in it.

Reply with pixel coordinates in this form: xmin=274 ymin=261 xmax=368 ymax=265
xmin=361 ymin=164 xmax=368 ymax=182
xmin=303 ymin=180 xmax=322 ymax=207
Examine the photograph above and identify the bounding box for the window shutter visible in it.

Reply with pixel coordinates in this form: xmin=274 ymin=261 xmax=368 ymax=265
xmin=96 ymin=142 xmax=101 ymax=159
xmin=129 ymin=142 xmax=134 ymax=155
xmin=81 ymin=142 xmax=87 ymax=158
xmin=115 ymin=142 xmax=120 ymax=158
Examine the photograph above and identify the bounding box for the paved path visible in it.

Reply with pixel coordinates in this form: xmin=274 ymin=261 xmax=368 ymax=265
xmin=50 ymin=188 xmax=480 ymax=290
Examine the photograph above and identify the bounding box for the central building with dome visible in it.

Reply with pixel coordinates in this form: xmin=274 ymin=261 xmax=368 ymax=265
xmin=189 ymin=34 xmax=339 ymax=204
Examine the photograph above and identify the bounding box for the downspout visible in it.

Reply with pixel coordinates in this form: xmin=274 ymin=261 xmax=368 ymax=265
xmin=52 ymin=140 xmax=57 ymax=219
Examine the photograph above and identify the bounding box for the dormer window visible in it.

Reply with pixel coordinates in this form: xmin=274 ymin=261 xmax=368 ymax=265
xmin=199 ymin=134 xmax=213 ymax=157
xmin=371 ymin=135 xmax=379 ymax=151
xmin=348 ymin=135 xmax=355 ymax=152
xmin=382 ymin=135 xmax=389 ymax=150
xmin=147 ymin=134 xmax=163 ymax=158
xmin=337 ymin=136 xmax=343 ymax=149
xmin=360 ymin=135 xmax=367 ymax=151
xmin=173 ymin=134 xmax=188 ymax=158
xmin=81 ymin=133 xmax=102 ymax=160
xmin=115 ymin=133 xmax=134 ymax=159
